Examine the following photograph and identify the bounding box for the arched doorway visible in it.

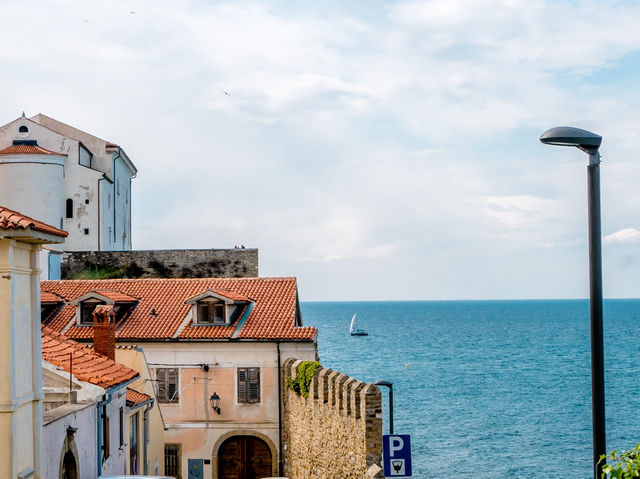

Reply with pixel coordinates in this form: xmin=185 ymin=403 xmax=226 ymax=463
xmin=218 ymin=435 xmax=272 ymax=479
xmin=61 ymin=450 xmax=78 ymax=479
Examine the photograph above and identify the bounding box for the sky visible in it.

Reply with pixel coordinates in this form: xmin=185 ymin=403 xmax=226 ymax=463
xmin=2 ymin=0 xmax=640 ymax=301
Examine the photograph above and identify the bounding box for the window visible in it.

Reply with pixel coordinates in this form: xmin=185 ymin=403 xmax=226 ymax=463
xmin=237 ymin=367 xmax=260 ymax=403
xmin=66 ymin=199 xmax=73 ymax=219
xmin=102 ymin=405 xmax=110 ymax=461
xmin=79 ymin=144 xmax=92 ymax=167
xmin=84 ymin=228 xmax=89 ymax=235
xmin=18 ymin=125 xmax=28 ymax=133
xmin=119 ymin=407 xmax=124 ymax=447
xmin=155 ymin=368 xmax=179 ymax=403
xmin=80 ymin=301 xmax=104 ymax=325
xmin=130 ymin=412 xmax=139 ymax=474
xmin=164 ymin=444 xmax=181 ymax=479
xmin=197 ymin=301 xmax=225 ymax=325
xmin=85 ymin=198 xmax=89 ymax=204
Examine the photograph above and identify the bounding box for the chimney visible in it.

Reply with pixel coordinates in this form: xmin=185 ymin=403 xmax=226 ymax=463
xmin=93 ymin=304 xmax=116 ymax=361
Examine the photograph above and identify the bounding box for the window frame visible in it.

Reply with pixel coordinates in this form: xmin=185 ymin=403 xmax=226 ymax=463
xmin=196 ymin=300 xmax=226 ymax=325
xmin=79 ymin=300 xmax=105 ymax=325
xmin=237 ymin=367 xmax=260 ymax=404
xmin=164 ymin=443 xmax=181 ymax=479
xmin=155 ymin=368 xmax=180 ymax=404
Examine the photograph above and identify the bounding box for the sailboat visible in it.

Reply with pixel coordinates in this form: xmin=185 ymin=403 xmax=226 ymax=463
xmin=349 ymin=313 xmax=368 ymax=336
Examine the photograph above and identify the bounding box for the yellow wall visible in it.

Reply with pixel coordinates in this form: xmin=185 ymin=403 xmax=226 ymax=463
xmin=0 ymin=238 xmax=43 ymax=478
xmin=116 ymin=347 xmax=166 ymax=476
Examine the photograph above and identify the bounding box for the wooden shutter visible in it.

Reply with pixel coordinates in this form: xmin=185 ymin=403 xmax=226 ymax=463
xmin=248 ymin=368 xmax=260 ymax=403
xmin=238 ymin=368 xmax=248 ymax=403
xmin=167 ymin=368 xmax=179 ymax=403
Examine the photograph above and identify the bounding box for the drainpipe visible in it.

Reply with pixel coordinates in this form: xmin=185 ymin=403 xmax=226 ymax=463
xmin=143 ymin=399 xmax=154 ymax=475
xmin=277 ymin=342 xmax=283 ymax=476
xmin=96 ymin=392 xmax=113 ymax=477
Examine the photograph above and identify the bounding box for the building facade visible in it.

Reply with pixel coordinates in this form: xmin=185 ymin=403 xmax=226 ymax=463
xmin=0 ymin=113 xmax=137 ymax=260
xmin=41 ymin=276 xmax=318 ymax=479
xmin=0 ymin=206 xmax=67 ymax=479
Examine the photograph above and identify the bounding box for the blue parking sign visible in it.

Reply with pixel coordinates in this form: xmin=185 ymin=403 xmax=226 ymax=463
xmin=383 ymin=434 xmax=412 ymax=477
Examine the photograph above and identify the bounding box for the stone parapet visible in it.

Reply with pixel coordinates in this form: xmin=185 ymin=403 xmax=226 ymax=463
xmin=61 ymin=248 xmax=258 ymax=279
xmin=282 ymin=358 xmax=383 ymax=479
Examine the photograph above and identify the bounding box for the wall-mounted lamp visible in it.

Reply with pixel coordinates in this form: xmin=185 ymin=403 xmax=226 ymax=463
xmin=210 ymin=392 xmax=221 ymax=414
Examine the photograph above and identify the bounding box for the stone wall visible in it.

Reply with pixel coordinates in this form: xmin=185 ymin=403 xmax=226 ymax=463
xmin=61 ymin=248 xmax=258 ymax=279
xmin=282 ymin=358 xmax=384 ymax=479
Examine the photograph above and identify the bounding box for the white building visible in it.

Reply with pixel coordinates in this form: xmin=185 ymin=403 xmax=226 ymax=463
xmin=0 ymin=113 xmax=137 ymax=278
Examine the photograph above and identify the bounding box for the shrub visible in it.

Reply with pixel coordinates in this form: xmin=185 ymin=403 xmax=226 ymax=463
xmin=287 ymin=361 xmax=321 ymax=398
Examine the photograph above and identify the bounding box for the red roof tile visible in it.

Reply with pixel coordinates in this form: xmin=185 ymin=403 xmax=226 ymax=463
xmin=41 ymin=327 xmax=139 ymax=389
xmin=0 ymin=206 xmax=68 ymax=237
xmin=126 ymin=388 xmax=151 ymax=407
xmin=42 ymin=277 xmax=317 ymax=341
xmin=41 ymin=291 xmax=64 ymax=303
xmin=0 ymin=143 xmax=64 ymax=155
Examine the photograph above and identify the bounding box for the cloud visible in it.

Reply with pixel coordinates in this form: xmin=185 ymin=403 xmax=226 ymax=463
xmin=604 ymin=228 xmax=640 ymax=245
xmin=2 ymin=0 xmax=640 ymax=299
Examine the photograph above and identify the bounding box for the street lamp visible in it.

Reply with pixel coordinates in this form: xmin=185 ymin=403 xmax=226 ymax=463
xmin=375 ymin=380 xmax=394 ymax=435
xmin=209 ymin=392 xmax=221 ymax=414
xmin=540 ymin=126 xmax=605 ymax=479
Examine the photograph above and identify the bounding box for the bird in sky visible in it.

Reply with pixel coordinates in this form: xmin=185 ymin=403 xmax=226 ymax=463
xmin=222 ymin=91 xmax=230 ymax=96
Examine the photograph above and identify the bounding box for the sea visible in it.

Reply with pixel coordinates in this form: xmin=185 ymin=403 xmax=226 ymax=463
xmin=300 ymin=299 xmax=640 ymax=479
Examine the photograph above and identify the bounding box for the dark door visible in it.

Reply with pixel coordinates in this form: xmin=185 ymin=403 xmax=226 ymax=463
xmin=219 ymin=436 xmax=272 ymax=479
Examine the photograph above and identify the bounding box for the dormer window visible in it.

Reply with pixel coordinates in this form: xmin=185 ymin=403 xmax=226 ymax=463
xmin=185 ymin=289 xmax=251 ymax=326
xmin=197 ymin=300 xmax=226 ymax=325
xmin=80 ymin=300 xmax=105 ymax=324
xmin=71 ymin=290 xmax=138 ymax=326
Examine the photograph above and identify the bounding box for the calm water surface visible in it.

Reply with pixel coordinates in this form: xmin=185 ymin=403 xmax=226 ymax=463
xmin=300 ymin=300 xmax=640 ymax=478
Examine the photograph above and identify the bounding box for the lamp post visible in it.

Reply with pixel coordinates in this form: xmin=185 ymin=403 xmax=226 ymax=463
xmin=539 ymin=126 xmax=605 ymax=479
xmin=375 ymin=379 xmax=394 ymax=434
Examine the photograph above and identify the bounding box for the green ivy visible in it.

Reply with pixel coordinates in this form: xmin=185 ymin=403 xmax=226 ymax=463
xmin=287 ymin=361 xmax=321 ymax=398
xmin=601 ymin=444 xmax=640 ymax=478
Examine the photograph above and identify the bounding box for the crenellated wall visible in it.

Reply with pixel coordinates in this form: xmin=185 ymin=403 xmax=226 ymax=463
xmin=282 ymin=358 xmax=384 ymax=479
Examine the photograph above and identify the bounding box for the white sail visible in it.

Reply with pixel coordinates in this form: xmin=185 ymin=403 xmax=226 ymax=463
xmin=350 ymin=313 xmax=357 ymax=333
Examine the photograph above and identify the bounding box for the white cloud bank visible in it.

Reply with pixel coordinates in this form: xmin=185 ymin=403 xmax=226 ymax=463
xmin=604 ymin=228 xmax=640 ymax=245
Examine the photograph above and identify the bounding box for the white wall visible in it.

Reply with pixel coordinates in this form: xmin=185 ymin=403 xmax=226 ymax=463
xmin=98 ymin=388 xmax=128 ymax=477
xmin=42 ymin=404 xmax=98 ymax=479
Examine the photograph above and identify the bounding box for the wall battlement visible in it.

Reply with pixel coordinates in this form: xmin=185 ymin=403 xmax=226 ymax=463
xmin=282 ymin=358 xmax=383 ymax=479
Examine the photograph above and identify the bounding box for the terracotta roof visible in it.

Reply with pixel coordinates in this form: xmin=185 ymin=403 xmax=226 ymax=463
xmin=41 ymin=277 xmax=317 ymax=341
xmin=0 ymin=206 xmax=68 ymax=237
xmin=41 ymin=291 xmax=64 ymax=303
xmin=87 ymin=289 xmax=139 ymax=303
xmin=126 ymin=388 xmax=151 ymax=407
xmin=41 ymin=327 xmax=139 ymax=389
xmin=0 ymin=143 xmax=64 ymax=155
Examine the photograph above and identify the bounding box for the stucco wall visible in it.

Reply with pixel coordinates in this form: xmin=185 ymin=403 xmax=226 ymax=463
xmin=61 ymin=248 xmax=259 ymax=279
xmin=0 ymin=238 xmax=43 ymax=478
xmin=282 ymin=358 xmax=384 ymax=479
xmin=133 ymin=341 xmax=315 ymax=479
xmin=42 ymin=403 xmax=97 ymax=479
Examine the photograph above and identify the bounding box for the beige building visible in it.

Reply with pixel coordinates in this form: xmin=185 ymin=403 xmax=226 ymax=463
xmin=41 ymin=277 xmax=318 ymax=479
xmin=0 ymin=206 xmax=67 ymax=478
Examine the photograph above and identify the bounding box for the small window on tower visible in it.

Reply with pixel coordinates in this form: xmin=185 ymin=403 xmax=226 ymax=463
xmin=85 ymin=199 xmax=89 ymax=205
xmin=66 ymin=199 xmax=73 ymax=219
xmin=84 ymin=228 xmax=89 ymax=235
xmin=18 ymin=125 xmax=29 ymax=133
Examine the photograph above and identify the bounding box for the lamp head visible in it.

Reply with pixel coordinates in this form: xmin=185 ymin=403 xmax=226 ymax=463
xmin=209 ymin=392 xmax=221 ymax=414
xmin=374 ymin=379 xmax=393 ymax=388
xmin=540 ymin=126 xmax=602 ymax=154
